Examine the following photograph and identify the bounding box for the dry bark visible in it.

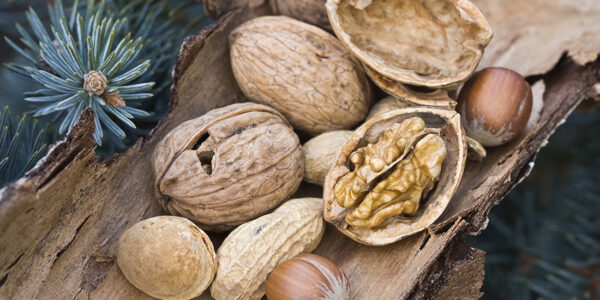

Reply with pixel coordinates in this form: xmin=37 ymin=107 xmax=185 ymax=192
xmin=0 ymin=0 xmax=598 ymax=299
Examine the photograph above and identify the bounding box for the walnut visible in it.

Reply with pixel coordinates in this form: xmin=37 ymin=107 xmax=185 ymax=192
xmin=323 ymin=107 xmax=467 ymax=245
xmin=269 ymin=0 xmax=331 ymax=31
xmin=152 ymin=103 xmax=304 ymax=232
xmin=229 ymin=16 xmax=372 ymax=136
xmin=326 ymin=0 xmax=493 ymax=89
xmin=344 ymin=134 xmax=447 ymax=227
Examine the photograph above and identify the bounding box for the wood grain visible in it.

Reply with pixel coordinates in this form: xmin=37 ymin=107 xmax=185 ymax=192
xmin=0 ymin=0 xmax=598 ymax=299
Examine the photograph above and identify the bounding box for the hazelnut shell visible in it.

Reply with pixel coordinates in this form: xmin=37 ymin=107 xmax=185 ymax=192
xmin=457 ymin=67 xmax=533 ymax=147
xmin=266 ymin=254 xmax=349 ymax=300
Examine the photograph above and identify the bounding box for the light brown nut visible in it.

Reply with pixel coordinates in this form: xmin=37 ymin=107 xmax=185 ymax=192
xmin=303 ymin=130 xmax=353 ymax=186
xmin=324 ymin=108 xmax=467 ymax=245
xmin=269 ymin=0 xmax=331 ymax=31
xmin=326 ymin=0 xmax=493 ymax=89
xmin=210 ymin=198 xmax=325 ymax=300
xmin=117 ymin=216 xmax=216 ymax=300
xmin=366 ymin=96 xmax=409 ymax=121
xmin=152 ymin=103 xmax=303 ymax=232
xmin=229 ymin=16 xmax=373 ymax=136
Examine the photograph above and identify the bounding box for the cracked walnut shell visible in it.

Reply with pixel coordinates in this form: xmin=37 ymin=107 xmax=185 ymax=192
xmin=152 ymin=103 xmax=303 ymax=232
xmin=326 ymin=0 xmax=493 ymax=89
xmin=323 ymin=108 xmax=467 ymax=245
xmin=230 ymin=16 xmax=372 ymax=136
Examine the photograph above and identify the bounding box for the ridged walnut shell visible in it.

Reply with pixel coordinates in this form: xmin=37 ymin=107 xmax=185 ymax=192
xmin=152 ymin=103 xmax=303 ymax=232
xmin=117 ymin=216 xmax=217 ymax=300
xmin=210 ymin=198 xmax=325 ymax=300
xmin=326 ymin=0 xmax=493 ymax=89
xmin=230 ymin=16 xmax=372 ymax=136
xmin=323 ymin=108 xmax=467 ymax=245
xmin=269 ymin=0 xmax=331 ymax=31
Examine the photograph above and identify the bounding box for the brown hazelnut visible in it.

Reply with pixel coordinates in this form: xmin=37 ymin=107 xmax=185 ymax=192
xmin=266 ymin=254 xmax=349 ymax=300
xmin=457 ymin=67 xmax=532 ymax=147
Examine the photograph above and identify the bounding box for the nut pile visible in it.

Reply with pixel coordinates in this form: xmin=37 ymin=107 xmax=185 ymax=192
xmin=115 ymin=0 xmax=538 ymax=298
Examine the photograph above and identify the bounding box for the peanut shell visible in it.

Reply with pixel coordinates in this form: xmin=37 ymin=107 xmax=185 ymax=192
xmin=152 ymin=103 xmax=303 ymax=232
xmin=230 ymin=16 xmax=372 ymax=136
xmin=210 ymin=198 xmax=325 ymax=300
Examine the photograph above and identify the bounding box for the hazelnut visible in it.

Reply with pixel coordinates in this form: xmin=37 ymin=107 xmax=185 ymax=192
xmin=266 ymin=254 xmax=350 ymax=300
xmin=457 ymin=67 xmax=533 ymax=147
xmin=117 ymin=216 xmax=217 ymax=300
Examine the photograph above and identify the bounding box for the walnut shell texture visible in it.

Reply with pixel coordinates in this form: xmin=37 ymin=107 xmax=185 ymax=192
xmin=323 ymin=108 xmax=467 ymax=245
xmin=364 ymin=65 xmax=456 ymax=109
xmin=152 ymin=103 xmax=303 ymax=232
xmin=269 ymin=0 xmax=332 ymax=31
xmin=303 ymin=130 xmax=354 ymax=186
xmin=117 ymin=216 xmax=217 ymax=300
xmin=230 ymin=16 xmax=373 ymax=136
xmin=326 ymin=0 xmax=493 ymax=89
xmin=210 ymin=198 xmax=325 ymax=300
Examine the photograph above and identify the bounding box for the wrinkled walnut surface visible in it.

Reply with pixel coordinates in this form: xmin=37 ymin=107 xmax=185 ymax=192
xmin=211 ymin=198 xmax=325 ymax=300
xmin=327 ymin=0 xmax=493 ymax=88
xmin=230 ymin=16 xmax=372 ymax=136
xmin=324 ymin=108 xmax=467 ymax=245
xmin=344 ymin=133 xmax=447 ymax=228
xmin=117 ymin=216 xmax=216 ymax=300
xmin=152 ymin=103 xmax=303 ymax=232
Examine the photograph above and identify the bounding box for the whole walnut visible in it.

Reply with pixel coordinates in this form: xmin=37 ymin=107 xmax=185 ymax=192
xmin=152 ymin=103 xmax=304 ymax=231
xmin=230 ymin=16 xmax=372 ymax=136
xmin=269 ymin=0 xmax=331 ymax=31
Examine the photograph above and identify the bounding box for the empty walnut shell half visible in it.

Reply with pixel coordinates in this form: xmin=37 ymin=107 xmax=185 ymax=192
xmin=152 ymin=103 xmax=303 ymax=232
xmin=323 ymin=107 xmax=467 ymax=245
xmin=326 ymin=0 xmax=493 ymax=89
